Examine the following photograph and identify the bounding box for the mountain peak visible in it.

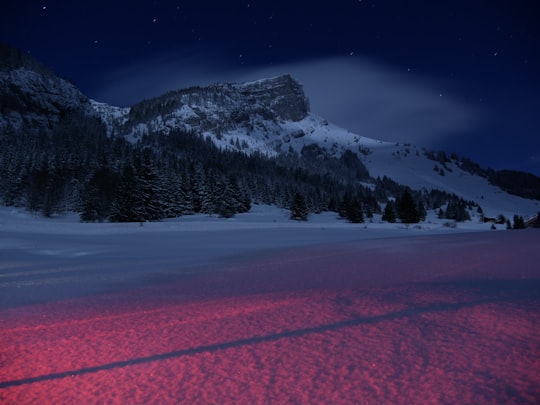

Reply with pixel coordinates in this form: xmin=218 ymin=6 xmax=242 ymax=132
xmin=113 ymin=73 xmax=311 ymax=140
xmin=234 ymin=74 xmax=309 ymax=122
xmin=1 ymin=46 xmax=539 ymax=222
xmin=238 ymin=73 xmax=299 ymax=90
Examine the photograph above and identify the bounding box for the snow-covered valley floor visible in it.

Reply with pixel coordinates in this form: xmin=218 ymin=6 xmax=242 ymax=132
xmin=1 ymin=205 xmax=539 ymax=403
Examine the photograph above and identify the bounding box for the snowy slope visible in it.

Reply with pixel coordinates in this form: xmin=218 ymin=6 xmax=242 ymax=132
xmin=359 ymin=141 xmax=540 ymax=218
xmin=86 ymin=74 xmax=539 ymax=219
xmin=1 ymin=51 xmax=538 ymax=220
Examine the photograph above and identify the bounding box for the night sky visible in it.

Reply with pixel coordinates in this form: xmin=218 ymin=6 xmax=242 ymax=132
xmin=2 ymin=1 xmax=539 ymax=175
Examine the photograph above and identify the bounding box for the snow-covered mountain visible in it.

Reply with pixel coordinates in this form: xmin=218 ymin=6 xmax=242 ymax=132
xmin=1 ymin=44 xmax=538 ymax=220
xmin=94 ymin=74 xmax=309 ymax=143
xmin=89 ymin=74 xmax=539 ymax=219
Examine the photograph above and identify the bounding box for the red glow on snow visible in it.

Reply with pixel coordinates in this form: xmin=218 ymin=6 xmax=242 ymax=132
xmin=1 ymin=233 xmax=540 ymax=404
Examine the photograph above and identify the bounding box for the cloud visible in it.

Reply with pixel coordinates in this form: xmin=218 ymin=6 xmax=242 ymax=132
xmin=245 ymin=59 xmax=483 ymax=146
xmin=90 ymin=53 xmax=482 ymax=146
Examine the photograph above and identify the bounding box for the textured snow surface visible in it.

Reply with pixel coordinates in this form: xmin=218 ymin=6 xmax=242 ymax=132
xmin=1 ymin=207 xmax=539 ymax=404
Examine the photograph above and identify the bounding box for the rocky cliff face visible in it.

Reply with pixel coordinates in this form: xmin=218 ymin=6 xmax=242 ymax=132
xmin=113 ymin=73 xmax=310 ymax=140
xmin=0 ymin=45 xmax=93 ymax=133
xmin=0 ymin=45 xmax=316 ymax=156
xmin=1 ymin=45 xmax=539 ymax=219
xmin=0 ymin=44 xmax=310 ymax=145
xmin=235 ymin=74 xmax=309 ymax=122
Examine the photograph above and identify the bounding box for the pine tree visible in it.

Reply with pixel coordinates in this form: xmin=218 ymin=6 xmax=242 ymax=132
xmin=346 ymin=197 xmax=364 ymax=223
xmin=199 ymin=170 xmax=218 ymax=215
xmin=290 ymin=192 xmax=308 ymax=221
xmin=227 ymin=175 xmax=251 ymax=214
xmin=397 ymin=190 xmax=420 ymax=224
xmin=444 ymin=198 xmax=470 ymax=222
xmin=513 ymin=215 xmax=526 ymax=229
xmin=159 ymin=173 xmax=185 ymax=218
xmin=80 ymin=166 xmax=118 ymax=222
xmin=382 ymin=201 xmax=396 ymax=223
xmin=338 ymin=192 xmax=353 ymax=219
xmin=215 ymin=176 xmax=237 ymax=218
xmin=109 ymin=164 xmax=145 ymax=222
xmin=136 ymin=154 xmax=165 ymax=220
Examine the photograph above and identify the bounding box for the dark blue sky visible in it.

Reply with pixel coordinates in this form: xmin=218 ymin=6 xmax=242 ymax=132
xmin=2 ymin=1 xmax=539 ymax=175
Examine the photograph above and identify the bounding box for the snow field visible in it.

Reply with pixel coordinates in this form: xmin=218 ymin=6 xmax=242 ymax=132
xmin=1 ymin=205 xmax=539 ymax=403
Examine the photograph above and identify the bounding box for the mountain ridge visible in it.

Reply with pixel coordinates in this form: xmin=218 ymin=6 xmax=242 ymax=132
xmin=1 ymin=44 xmax=538 ymax=222
xmin=0 ymin=44 xmax=93 ymax=132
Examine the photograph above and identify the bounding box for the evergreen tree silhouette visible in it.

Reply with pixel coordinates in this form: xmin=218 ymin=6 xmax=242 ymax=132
xmin=290 ymin=192 xmax=308 ymax=221
xmin=397 ymin=190 xmax=420 ymax=224
xmin=382 ymin=201 xmax=396 ymax=223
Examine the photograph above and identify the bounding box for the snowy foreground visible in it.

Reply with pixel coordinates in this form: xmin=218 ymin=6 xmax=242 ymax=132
xmin=0 ymin=204 xmax=500 ymax=307
xmin=1 ymin=205 xmax=539 ymax=403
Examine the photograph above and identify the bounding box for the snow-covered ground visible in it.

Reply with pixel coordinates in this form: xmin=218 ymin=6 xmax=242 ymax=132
xmin=0 ymin=204 xmax=521 ymax=305
xmin=1 ymin=204 xmax=539 ymax=403
xmin=0 ymin=203 xmax=491 ymax=307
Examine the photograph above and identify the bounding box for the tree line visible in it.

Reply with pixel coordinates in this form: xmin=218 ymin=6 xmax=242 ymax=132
xmin=1 ymin=109 xmax=480 ymax=224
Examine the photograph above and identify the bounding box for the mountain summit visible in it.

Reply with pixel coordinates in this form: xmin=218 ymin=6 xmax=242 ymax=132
xmin=233 ymin=74 xmax=309 ymax=121
xmin=94 ymin=73 xmax=310 ymax=142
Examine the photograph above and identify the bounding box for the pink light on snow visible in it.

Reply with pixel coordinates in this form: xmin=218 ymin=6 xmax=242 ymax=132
xmin=1 ymin=231 xmax=539 ymax=404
